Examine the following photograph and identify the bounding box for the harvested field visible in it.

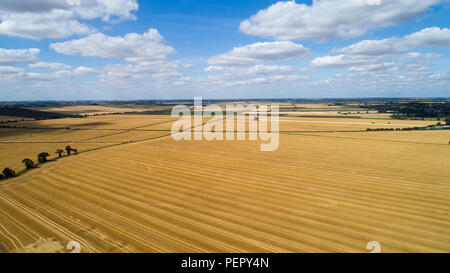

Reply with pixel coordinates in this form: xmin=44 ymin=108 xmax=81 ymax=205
xmin=28 ymin=105 xmax=156 ymax=116
xmin=0 ymin=116 xmax=33 ymax=122
xmin=275 ymin=117 xmax=433 ymax=133
xmin=0 ymin=115 xmax=175 ymax=172
xmin=0 ymin=114 xmax=449 ymax=253
xmin=281 ymin=111 xmax=392 ymax=119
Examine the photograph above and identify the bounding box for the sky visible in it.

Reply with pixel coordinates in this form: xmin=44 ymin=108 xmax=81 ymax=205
xmin=0 ymin=0 xmax=449 ymax=101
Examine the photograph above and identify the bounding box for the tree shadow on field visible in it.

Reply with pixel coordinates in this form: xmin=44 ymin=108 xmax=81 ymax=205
xmin=62 ymin=121 xmax=113 ymax=127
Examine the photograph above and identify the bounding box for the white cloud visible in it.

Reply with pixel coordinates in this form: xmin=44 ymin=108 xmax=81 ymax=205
xmin=239 ymin=0 xmax=441 ymax=41
xmin=101 ymin=63 xmax=163 ymax=81
xmin=0 ymin=66 xmax=99 ymax=86
xmin=48 ymin=28 xmax=189 ymax=84
xmin=311 ymin=28 xmax=450 ymax=69
xmin=0 ymin=65 xmax=24 ymax=74
xmin=0 ymin=45 xmax=102 ymax=85
xmin=176 ymin=63 xmax=309 ymax=90
xmin=310 ymin=54 xmax=386 ymax=68
xmin=151 ymin=71 xmax=182 ymax=79
xmin=100 ymin=60 xmax=190 ymax=83
xmin=305 ymin=52 xmax=448 ymax=96
xmin=403 ymin=27 xmax=450 ymax=48
xmin=346 ymin=62 xmax=395 ymax=72
xmin=397 ymin=52 xmax=442 ymax=73
xmin=305 ymin=27 xmax=450 ymax=92
xmin=335 ymin=27 xmax=450 ymax=56
xmin=208 ymin=41 xmax=311 ymax=66
xmin=0 ymin=0 xmax=138 ymax=40
xmin=23 ymin=71 xmax=68 ymax=81
xmin=172 ymin=69 xmax=312 ymax=90
xmin=0 ymin=11 xmax=93 ymax=40
xmin=334 ymin=37 xmax=407 ymax=56
xmin=76 ymin=0 xmax=138 ymax=22
xmin=29 ymin=61 xmax=71 ymax=70
xmin=72 ymin=66 xmax=98 ymax=76
xmin=246 ymin=64 xmax=295 ymax=75
xmin=50 ymin=29 xmax=175 ymax=62
xmin=269 ymin=74 xmax=310 ymax=81
xmin=0 ymin=48 xmax=40 ymax=65
xmin=205 ymin=64 xmax=295 ymax=76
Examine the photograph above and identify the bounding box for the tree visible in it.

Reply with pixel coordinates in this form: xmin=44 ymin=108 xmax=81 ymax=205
xmin=0 ymin=173 xmax=4 ymax=180
xmin=65 ymin=146 xmax=78 ymax=155
xmin=2 ymin=168 xmax=15 ymax=178
xmin=38 ymin=152 xmax=50 ymax=163
xmin=22 ymin=158 xmax=34 ymax=169
xmin=55 ymin=149 xmax=64 ymax=158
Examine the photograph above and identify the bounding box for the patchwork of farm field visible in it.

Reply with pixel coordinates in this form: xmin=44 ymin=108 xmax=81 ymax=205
xmin=27 ymin=105 xmax=160 ymax=116
xmin=0 ymin=116 xmax=33 ymax=122
xmin=277 ymin=117 xmax=433 ymax=132
xmin=0 ymin=111 xmax=449 ymax=253
xmin=0 ymin=115 xmax=176 ymax=172
xmin=281 ymin=111 xmax=393 ymax=119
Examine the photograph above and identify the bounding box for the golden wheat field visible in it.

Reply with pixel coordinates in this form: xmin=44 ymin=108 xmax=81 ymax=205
xmin=27 ymin=105 xmax=158 ymax=116
xmin=0 ymin=112 xmax=449 ymax=253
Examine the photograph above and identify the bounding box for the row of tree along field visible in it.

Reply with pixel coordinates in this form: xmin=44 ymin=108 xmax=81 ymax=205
xmin=366 ymin=120 xmax=450 ymax=132
xmin=362 ymin=102 xmax=450 ymax=120
xmin=0 ymin=146 xmax=78 ymax=180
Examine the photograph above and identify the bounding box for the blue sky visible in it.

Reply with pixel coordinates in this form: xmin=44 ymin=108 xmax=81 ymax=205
xmin=0 ymin=0 xmax=449 ymax=101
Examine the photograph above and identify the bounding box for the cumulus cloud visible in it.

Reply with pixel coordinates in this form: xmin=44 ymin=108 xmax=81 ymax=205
xmin=32 ymin=66 xmax=98 ymax=79
xmin=0 ymin=65 xmax=24 ymax=74
xmin=173 ymin=68 xmax=311 ymax=90
xmin=0 ymin=44 xmax=103 ymax=86
xmin=246 ymin=64 xmax=295 ymax=75
xmin=311 ymin=55 xmax=363 ymax=68
xmin=74 ymin=0 xmax=139 ymax=22
xmin=311 ymin=28 xmax=450 ymax=69
xmin=207 ymin=41 xmax=311 ymax=66
xmin=98 ymin=60 xmax=190 ymax=83
xmin=306 ymin=27 xmax=450 ymax=92
xmin=181 ymin=63 xmax=309 ymax=90
xmin=335 ymin=27 xmax=450 ymax=56
xmin=0 ymin=48 xmax=40 ymax=65
xmin=72 ymin=66 xmax=99 ymax=76
xmin=202 ymin=43 xmax=310 ymax=89
xmin=0 ymin=0 xmax=138 ymax=40
xmin=346 ymin=62 xmax=395 ymax=72
xmin=0 ymin=11 xmax=93 ymax=40
xmin=403 ymin=27 xmax=450 ymax=48
xmin=400 ymin=52 xmax=443 ymax=61
xmin=6 ymin=27 xmax=190 ymax=85
xmin=50 ymin=29 xmax=175 ymax=62
xmin=239 ymin=0 xmax=441 ymax=41
xmin=205 ymin=64 xmax=295 ymax=76
xmin=306 ymin=65 xmax=447 ymax=99
xmin=29 ymin=61 xmax=71 ymax=70
xmin=334 ymin=38 xmax=407 ymax=56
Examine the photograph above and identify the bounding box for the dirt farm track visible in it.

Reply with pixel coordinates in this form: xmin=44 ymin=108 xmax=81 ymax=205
xmin=0 ymin=114 xmax=449 ymax=253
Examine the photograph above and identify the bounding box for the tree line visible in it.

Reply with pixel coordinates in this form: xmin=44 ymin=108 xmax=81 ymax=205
xmin=362 ymin=102 xmax=450 ymax=119
xmin=0 ymin=146 xmax=78 ymax=181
